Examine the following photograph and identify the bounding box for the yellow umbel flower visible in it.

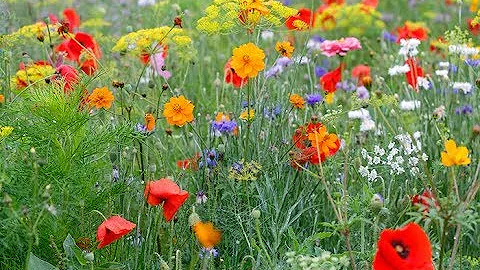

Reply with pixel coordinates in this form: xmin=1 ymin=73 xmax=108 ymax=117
xmin=441 ymin=139 xmax=471 ymax=167
xmin=240 ymin=109 xmax=255 ymax=121
xmin=0 ymin=126 xmax=13 ymax=138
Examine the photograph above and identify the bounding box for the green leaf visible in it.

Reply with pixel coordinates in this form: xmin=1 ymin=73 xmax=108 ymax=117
xmin=63 ymin=234 xmax=88 ymax=266
xmin=97 ymin=262 xmax=125 ymax=269
xmin=27 ymin=253 xmax=58 ymax=270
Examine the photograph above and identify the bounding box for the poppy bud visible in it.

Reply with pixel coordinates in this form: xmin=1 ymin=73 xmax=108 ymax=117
xmin=476 ymin=78 xmax=480 ymax=88
xmin=84 ymin=252 xmax=94 ymax=262
xmin=37 ymin=33 xmax=45 ymax=42
xmin=189 ymin=211 xmax=201 ymax=227
xmin=161 ymin=65 xmax=167 ymax=71
xmin=370 ymin=193 xmax=384 ymax=211
xmin=165 ymin=128 xmax=172 ymax=136
xmin=112 ymin=80 xmax=125 ymax=88
xmin=473 ymin=124 xmax=480 ymax=135
xmin=251 ymin=209 xmax=261 ymax=219
xmin=174 ymin=17 xmax=182 ymax=28
xmin=162 ymin=84 xmax=168 ymax=90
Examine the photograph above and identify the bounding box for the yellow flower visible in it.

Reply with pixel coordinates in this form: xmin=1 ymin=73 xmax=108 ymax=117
xmin=193 ymin=221 xmax=222 ymax=248
xmin=240 ymin=109 xmax=255 ymax=121
xmin=275 ymin=41 xmax=294 ymax=58
xmin=325 ymin=93 xmax=335 ymax=104
xmin=0 ymin=126 xmax=13 ymax=138
xmin=289 ymin=94 xmax=305 ymax=109
xmin=230 ymin=43 xmax=265 ymax=79
xmin=88 ymin=87 xmax=115 ymax=109
xmin=163 ymin=95 xmax=195 ymax=127
xmin=441 ymin=139 xmax=471 ymax=167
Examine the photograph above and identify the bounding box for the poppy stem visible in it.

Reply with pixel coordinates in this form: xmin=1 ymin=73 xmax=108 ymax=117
xmin=91 ymin=209 xmax=107 ymax=221
xmin=438 ymin=215 xmax=451 ymax=270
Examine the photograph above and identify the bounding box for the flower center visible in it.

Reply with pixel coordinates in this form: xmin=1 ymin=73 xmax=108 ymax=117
xmin=243 ymin=55 xmax=250 ymax=63
xmin=172 ymin=103 xmax=182 ymax=112
xmin=392 ymin=241 xmax=409 ymax=259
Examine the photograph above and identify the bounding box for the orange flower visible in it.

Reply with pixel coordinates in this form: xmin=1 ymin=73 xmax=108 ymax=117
xmin=307 ymin=124 xmax=340 ymax=159
xmin=193 ymin=221 xmax=222 ymax=248
xmin=289 ymin=94 xmax=305 ymax=109
xmin=88 ymin=87 xmax=114 ymax=109
xmin=163 ymin=95 xmax=194 ymax=127
xmin=441 ymin=139 xmax=471 ymax=167
xmin=230 ymin=43 xmax=265 ymax=79
xmin=144 ymin=113 xmax=155 ymax=132
xmin=275 ymin=41 xmax=294 ymax=58
xmin=0 ymin=94 xmax=4 ymax=104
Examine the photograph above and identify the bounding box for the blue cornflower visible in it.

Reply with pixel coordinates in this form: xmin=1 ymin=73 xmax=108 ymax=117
xmin=305 ymin=93 xmax=323 ymax=105
xmin=200 ymin=149 xmax=218 ymax=168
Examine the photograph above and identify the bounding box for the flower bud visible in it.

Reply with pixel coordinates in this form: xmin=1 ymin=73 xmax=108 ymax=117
xmin=370 ymin=193 xmax=384 ymax=210
xmin=251 ymin=209 xmax=261 ymax=219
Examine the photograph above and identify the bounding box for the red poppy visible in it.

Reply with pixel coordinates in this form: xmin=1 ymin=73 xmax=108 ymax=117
xmin=144 ymin=178 xmax=189 ymax=222
xmin=139 ymin=44 xmax=168 ymax=64
xmin=224 ymin=58 xmax=248 ymax=88
xmin=405 ymin=58 xmax=423 ymax=91
xmin=177 ymin=153 xmax=200 ymax=170
xmin=468 ymin=19 xmax=480 ymax=36
xmin=63 ymin=8 xmax=81 ymax=33
xmin=373 ymin=222 xmax=434 ymax=270
xmin=55 ymin=64 xmax=79 ymax=92
xmin=56 ymin=32 xmax=101 ymax=75
xmin=362 ymin=0 xmax=378 ymax=8
xmin=96 ymin=215 xmax=136 ymax=249
xmin=412 ymin=189 xmax=439 ymax=211
xmin=396 ymin=22 xmax=428 ymax=43
xmin=285 ymin=8 xmax=315 ymax=30
xmin=320 ymin=63 xmax=344 ymax=93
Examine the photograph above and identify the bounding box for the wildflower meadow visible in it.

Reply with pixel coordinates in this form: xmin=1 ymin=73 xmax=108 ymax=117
xmin=1 ymin=0 xmax=480 ymax=269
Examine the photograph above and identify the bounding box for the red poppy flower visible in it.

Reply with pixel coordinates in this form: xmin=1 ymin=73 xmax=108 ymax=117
xmin=412 ymin=189 xmax=439 ymax=212
xmin=320 ymin=63 xmax=344 ymax=93
xmin=96 ymin=215 xmax=136 ymax=249
xmin=56 ymin=32 xmax=101 ymax=75
xmin=405 ymin=58 xmax=423 ymax=91
xmin=63 ymin=8 xmax=80 ymax=32
xmin=362 ymin=0 xmax=378 ymax=8
xmin=285 ymin=8 xmax=315 ymax=30
xmin=55 ymin=64 xmax=79 ymax=92
xmin=224 ymin=58 xmax=248 ymax=88
xmin=396 ymin=22 xmax=429 ymax=43
xmin=468 ymin=18 xmax=480 ymax=36
xmin=373 ymin=222 xmax=434 ymax=270
xmin=144 ymin=178 xmax=189 ymax=222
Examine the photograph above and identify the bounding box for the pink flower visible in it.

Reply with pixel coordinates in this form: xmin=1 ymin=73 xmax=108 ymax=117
xmin=320 ymin=37 xmax=362 ymax=57
xmin=150 ymin=53 xmax=171 ymax=80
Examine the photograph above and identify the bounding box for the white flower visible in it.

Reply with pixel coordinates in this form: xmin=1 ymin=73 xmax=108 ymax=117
xmin=361 ymin=148 xmax=368 ymax=159
xmin=421 ymin=153 xmax=429 ymax=161
xmin=411 ymin=167 xmax=419 ymax=176
xmin=373 ymin=156 xmax=381 ymax=164
xmin=360 ymin=118 xmax=376 ymax=132
xmin=261 ymin=30 xmax=274 ymax=41
xmin=399 ymin=38 xmax=421 ymax=57
xmin=417 ymin=77 xmax=430 ymax=89
xmin=452 ymin=82 xmax=473 ymax=94
xmin=438 ymin=61 xmax=450 ymax=68
xmin=359 ymin=165 xmax=369 ymax=177
xmin=388 ymin=142 xmax=395 ymax=149
xmin=409 ymin=156 xmax=419 ymax=166
xmin=374 ymin=145 xmax=386 ymax=156
xmin=449 ymin=44 xmax=479 ymax=57
xmin=399 ymin=100 xmax=421 ymax=111
xmin=388 ymin=64 xmax=410 ymax=76
xmin=435 ymin=69 xmax=449 ymax=78
xmin=368 ymin=169 xmax=378 ymax=182
xmin=348 ymin=108 xmax=371 ymax=120
xmin=433 ymin=105 xmax=446 ymax=119
xmin=138 ymin=0 xmax=156 ymax=6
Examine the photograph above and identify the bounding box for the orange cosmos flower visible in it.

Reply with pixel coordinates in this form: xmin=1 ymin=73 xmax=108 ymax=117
xmin=307 ymin=124 xmax=340 ymax=159
xmin=88 ymin=87 xmax=114 ymax=109
xmin=163 ymin=95 xmax=195 ymax=127
xmin=0 ymin=94 xmax=4 ymax=104
xmin=144 ymin=113 xmax=156 ymax=132
xmin=193 ymin=221 xmax=222 ymax=248
xmin=441 ymin=139 xmax=471 ymax=167
xmin=289 ymin=94 xmax=305 ymax=109
xmin=275 ymin=41 xmax=294 ymax=58
xmin=230 ymin=43 xmax=265 ymax=79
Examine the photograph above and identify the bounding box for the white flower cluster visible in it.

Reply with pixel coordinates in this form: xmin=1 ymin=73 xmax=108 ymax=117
xmin=417 ymin=77 xmax=430 ymax=90
xmin=358 ymin=132 xmax=428 ymax=182
xmin=452 ymin=82 xmax=473 ymax=94
xmin=448 ymin=44 xmax=479 ymax=57
xmin=348 ymin=108 xmax=376 ymax=132
xmin=399 ymin=100 xmax=421 ymax=111
xmin=388 ymin=64 xmax=410 ymax=76
xmin=399 ymin=38 xmax=421 ymax=57
xmin=435 ymin=62 xmax=449 ymax=79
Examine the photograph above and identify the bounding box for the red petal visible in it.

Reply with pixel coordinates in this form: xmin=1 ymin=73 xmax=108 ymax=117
xmin=97 ymin=216 xmax=136 ymax=249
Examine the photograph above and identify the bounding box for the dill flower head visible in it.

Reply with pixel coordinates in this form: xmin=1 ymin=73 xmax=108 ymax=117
xmin=163 ymin=95 xmax=195 ymax=127
xmin=275 ymin=41 xmax=294 ymax=58
xmin=193 ymin=221 xmax=222 ymax=249
xmin=88 ymin=87 xmax=115 ymax=109
xmin=11 ymin=62 xmax=56 ymax=90
xmin=230 ymin=43 xmax=265 ymax=78
xmin=289 ymin=94 xmax=305 ymax=109
xmin=441 ymin=139 xmax=471 ymax=167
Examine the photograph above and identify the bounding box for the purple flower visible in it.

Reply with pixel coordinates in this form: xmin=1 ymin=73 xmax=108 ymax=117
xmin=211 ymin=116 xmax=237 ymax=136
xmin=200 ymin=149 xmax=218 ymax=168
xmin=199 ymin=248 xmax=218 ymax=259
xmin=265 ymin=57 xmax=293 ymax=78
xmin=264 ymin=104 xmax=281 ymax=119
xmin=196 ymin=191 xmax=207 ymax=204
xmin=135 ymin=123 xmax=147 ymax=133
xmin=465 ymin=59 xmax=480 ymax=67
xmin=356 ymin=86 xmax=370 ymax=100
xmin=306 ymin=93 xmax=323 ymax=105
xmin=382 ymin=31 xmax=397 ymax=43
xmin=456 ymin=105 xmax=473 ymax=115
xmin=315 ymin=66 xmax=327 ymax=77
xmin=336 ymin=80 xmax=356 ymax=92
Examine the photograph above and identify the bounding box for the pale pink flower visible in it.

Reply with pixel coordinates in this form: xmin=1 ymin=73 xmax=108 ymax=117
xmin=320 ymin=37 xmax=362 ymax=57
xmin=150 ymin=46 xmax=171 ymax=80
